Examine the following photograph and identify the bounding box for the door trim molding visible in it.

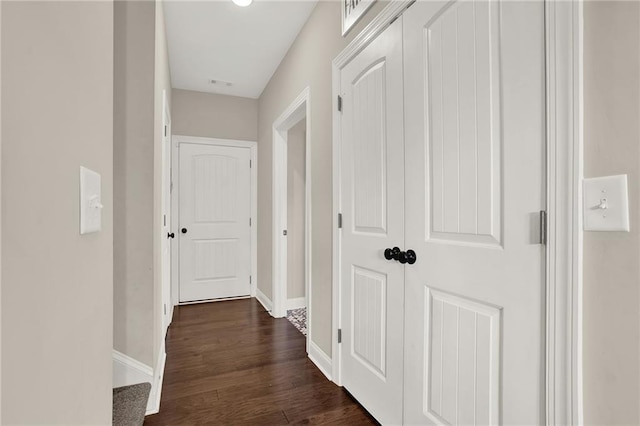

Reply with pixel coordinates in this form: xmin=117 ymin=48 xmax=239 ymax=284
xmin=545 ymin=1 xmax=584 ymax=424
xmin=330 ymin=0 xmax=584 ymax=423
xmin=170 ymin=135 xmax=258 ymax=307
xmin=333 ymin=0 xmax=414 ymax=69
xmin=271 ymin=87 xmax=313 ymax=357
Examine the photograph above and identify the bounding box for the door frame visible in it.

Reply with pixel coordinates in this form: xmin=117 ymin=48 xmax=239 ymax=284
xmin=331 ymin=1 xmax=584 ymax=424
xmin=171 ymin=135 xmax=258 ymax=307
xmin=271 ymin=88 xmax=312 ymax=347
xmin=161 ymin=90 xmax=172 ymax=333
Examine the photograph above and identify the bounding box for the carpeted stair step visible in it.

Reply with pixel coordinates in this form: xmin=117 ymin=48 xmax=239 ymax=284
xmin=113 ymin=382 xmax=151 ymax=426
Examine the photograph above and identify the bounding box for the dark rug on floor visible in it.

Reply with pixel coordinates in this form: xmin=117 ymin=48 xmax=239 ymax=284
xmin=113 ymin=382 xmax=151 ymax=426
xmin=286 ymin=307 xmax=307 ymax=335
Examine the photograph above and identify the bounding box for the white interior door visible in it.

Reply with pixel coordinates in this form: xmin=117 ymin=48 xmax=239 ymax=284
xmin=179 ymin=143 xmax=251 ymax=302
xmin=339 ymin=17 xmax=405 ymax=425
xmin=161 ymin=92 xmax=172 ymax=333
xmin=402 ymin=1 xmax=546 ymax=424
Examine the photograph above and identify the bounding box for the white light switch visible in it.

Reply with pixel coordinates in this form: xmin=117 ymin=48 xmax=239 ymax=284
xmin=583 ymin=174 xmax=630 ymax=232
xmin=80 ymin=166 xmax=103 ymax=234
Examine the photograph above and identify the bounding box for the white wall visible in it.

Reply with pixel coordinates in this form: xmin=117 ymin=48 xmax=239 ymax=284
xmin=1 ymin=1 xmax=114 ymax=423
xmin=287 ymin=119 xmax=306 ymax=301
xmin=583 ymin=1 xmax=640 ymax=423
xmin=257 ymin=0 xmax=388 ymax=356
xmin=172 ymin=89 xmax=258 ymax=141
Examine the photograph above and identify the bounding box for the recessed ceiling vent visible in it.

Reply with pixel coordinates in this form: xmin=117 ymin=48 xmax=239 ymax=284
xmin=209 ymin=79 xmax=233 ymax=87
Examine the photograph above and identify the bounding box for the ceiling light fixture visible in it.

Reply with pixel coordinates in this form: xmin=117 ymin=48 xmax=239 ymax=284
xmin=232 ymin=0 xmax=253 ymax=7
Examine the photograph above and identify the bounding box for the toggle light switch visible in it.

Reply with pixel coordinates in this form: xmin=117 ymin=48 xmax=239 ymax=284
xmin=80 ymin=166 xmax=103 ymax=234
xmin=583 ymin=174 xmax=630 ymax=232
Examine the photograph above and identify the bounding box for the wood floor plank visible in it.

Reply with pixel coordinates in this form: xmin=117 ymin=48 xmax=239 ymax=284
xmin=144 ymin=299 xmax=377 ymax=425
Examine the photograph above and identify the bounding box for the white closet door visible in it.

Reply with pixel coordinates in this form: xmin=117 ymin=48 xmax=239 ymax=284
xmin=179 ymin=143 xmax=251 ymax=302
xmin=403 ymin=1 xmax=546 ymax=424
xmin=339 ymin=17 xmax=405 ymax=425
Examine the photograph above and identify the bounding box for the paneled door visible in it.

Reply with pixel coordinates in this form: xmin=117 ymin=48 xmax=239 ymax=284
xmin=403 ymin=1 xmax=546 ymax=424
xmin=179 ymin=143 xmax=251 ymax=302
xmin=339 ymin=17 xmax=405 ymax=425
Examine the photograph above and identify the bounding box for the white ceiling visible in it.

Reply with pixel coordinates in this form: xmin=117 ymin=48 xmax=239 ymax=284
xmin=164 ymin=0 xmax=318 ymax=99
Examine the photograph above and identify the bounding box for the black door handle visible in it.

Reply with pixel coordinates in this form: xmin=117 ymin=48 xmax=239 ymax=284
xmin=181 ymin=228 xmax=187 ymax=234
xmin=167 ymin=232 xmax=175 ymax=239
xmin=384 ymin=247 xmax=401 ymax=261
xmin=383 ymin=247 xmax=417 ymax=265
xmin=405 ymin=249 xmax=417 ymax=265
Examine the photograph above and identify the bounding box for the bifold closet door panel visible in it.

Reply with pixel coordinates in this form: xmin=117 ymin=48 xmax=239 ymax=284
xmin=402 ymin=1 xmax=546 ymax=425
xmin=339 ymin=16 xmax=405 ymax=426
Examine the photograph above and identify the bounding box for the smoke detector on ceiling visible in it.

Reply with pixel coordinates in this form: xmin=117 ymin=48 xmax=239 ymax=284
xmin=209 ymin=79 xmax=233 ymax=87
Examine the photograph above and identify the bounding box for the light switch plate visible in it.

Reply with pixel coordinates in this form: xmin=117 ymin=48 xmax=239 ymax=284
xmin=80 ymin=166 xmax=103 ymax=234
xmin=583 ymin=174 xmax=630 ymax=232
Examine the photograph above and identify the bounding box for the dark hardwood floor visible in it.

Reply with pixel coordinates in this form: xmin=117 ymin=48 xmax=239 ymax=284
xmin=144 ymin=298 xmax=377 ymax=425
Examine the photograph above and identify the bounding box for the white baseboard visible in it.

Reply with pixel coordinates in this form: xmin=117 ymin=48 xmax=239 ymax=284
xmin=113 ymin=350 xmax=153 ymax=387
xmin=286 ymin=297 xmax=306 ymax=310
xmin=112 ymin=348 xmax=166 ymax=415
xmin=308 ymin=340 xmax=332 ymax=381
xmin=255 ymin=288 xmax=274 ymax=315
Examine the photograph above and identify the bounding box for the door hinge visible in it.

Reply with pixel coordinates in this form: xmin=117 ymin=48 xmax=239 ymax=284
xmin=164 ymin=214 xmax=166 ymax=227
xmin=338 ymin=213 xmax=343 ymax=229
xmin=250 ymin=275 xmax=252 ymax=284
xmin=164 ymin=125 xmax=167 ymax=137
xmin=283 ymin=229 xmax=287 ymax=236
xmin=249 ymin=218 xmax=252 ymax=227
xmin=164 ymin=304 xmax=167 ymax=315
xmin=250 ymin=159 xmax=252 ymax=168
xmin=337 ymin=95 xmax=343 ymax=112
xmin=540 ymin=210 xmax=548 ymax=245
xmin=338 ymin=329 xmax=342 ymax=343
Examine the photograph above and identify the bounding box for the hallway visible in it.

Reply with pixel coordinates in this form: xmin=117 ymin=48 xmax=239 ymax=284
xmin=144 ymin=299 xmax=377 ymax=425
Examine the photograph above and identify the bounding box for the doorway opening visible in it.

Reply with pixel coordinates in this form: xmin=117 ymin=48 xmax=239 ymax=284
xmin=272 ymin=87 xmax=312 ymax=350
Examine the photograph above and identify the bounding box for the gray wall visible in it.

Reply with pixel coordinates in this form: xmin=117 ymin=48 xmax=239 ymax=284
xmin=114 ymin=0 xmax=172 ymax=370
xmin=172 ymin=89 xmax=258 ymax=141
xmin=583 ymin=2 xmax=640 ymax=424
xmin=114 ymin=0 xmax=156 ymax=367
xmin=257 ymin=0 xmax=388 ymax=356
xmin=1 ymin=1 xmax=114 ymax=423
xmin=287 ymin=119 xmax=306 ymax=301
